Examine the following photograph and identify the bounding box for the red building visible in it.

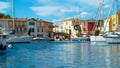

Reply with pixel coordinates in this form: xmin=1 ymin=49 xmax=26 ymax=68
xmin=81 ymin=19 xmax=95 ymax=37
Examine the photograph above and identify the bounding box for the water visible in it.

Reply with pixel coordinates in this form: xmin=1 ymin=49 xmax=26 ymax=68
xmin=0 ymin=41 xmax=120 ymax=68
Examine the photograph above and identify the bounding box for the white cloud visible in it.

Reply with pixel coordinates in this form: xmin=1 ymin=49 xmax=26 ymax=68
xmin=0 ymin=2 xmax=10 ymax=13
xmin=30 ymin=6 xmax=79 ymax=16
xmin=80 ymin=12 xmax=91 ymax=19
xmin=30 ymin=6 xmax=60 ymax=16
xmin=72 ymin=0 xmax=110 ymax=7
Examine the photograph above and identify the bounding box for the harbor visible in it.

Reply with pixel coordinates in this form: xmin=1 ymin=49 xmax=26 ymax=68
xmin=0 ymin=0 xmax=120 ymax=68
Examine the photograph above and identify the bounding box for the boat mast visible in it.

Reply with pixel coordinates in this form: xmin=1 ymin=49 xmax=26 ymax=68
xmin=104 ymin=0 xmax=114 ymax=33
xmin=115 ymin=0 xmax=118 ymax=32
xmin=12 ymin=0 xmax=15 ymax=29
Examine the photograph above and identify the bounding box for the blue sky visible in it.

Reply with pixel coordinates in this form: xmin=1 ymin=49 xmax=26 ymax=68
xmin=0 ymin=0 xmax=120 ymax=24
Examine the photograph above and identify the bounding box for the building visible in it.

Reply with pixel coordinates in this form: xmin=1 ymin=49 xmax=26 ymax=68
xmin=80 ymin=19 xmax=95 ymax=37
xmin=57 ymin=18 xmax=81 ymax=38
xmin=0 ymin=18 xmax=53 ymax=40
xmin=104 ymin=10 xmax=120 ymax=32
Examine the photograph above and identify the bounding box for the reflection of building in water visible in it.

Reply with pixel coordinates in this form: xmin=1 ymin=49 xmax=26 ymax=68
xmin=80 ymin=45 xmax=112 ymax=67
xmin=110 ymin=45 xmax=120 ymax=68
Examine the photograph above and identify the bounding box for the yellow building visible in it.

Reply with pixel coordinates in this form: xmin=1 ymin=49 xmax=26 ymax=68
xmin=109 ymin=10 xmax=120 ymax=31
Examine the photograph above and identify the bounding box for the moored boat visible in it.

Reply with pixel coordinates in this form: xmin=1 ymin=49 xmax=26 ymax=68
xmin=6 ymin=36 xmax=32 ymax=44
xmin=90 ymin=36 xmax=106 ymax=42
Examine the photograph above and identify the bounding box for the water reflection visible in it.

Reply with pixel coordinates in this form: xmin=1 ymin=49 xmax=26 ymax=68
xmin=0 ymin=42 xmax=120 ymax=68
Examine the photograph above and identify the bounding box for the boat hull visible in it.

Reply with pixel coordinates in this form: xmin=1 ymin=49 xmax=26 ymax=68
xmin=90 ymin=36 xmax=106 ymax=42
xmin=104 ymin=36 xmax=120 ymax=44
xmin=6 ymin=36 xmax=32 ymax=43
xmin=71 ymin=37 xmax=90 ymax=42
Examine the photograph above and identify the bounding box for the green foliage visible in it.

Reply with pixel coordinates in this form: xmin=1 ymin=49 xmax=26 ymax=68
xmin=94 ymin=30 xmax=100 ymax=36
xmin=76 ymin=32 xmax=81 ymax=37
xmin=0 ymin=13 xmax=11 ymax=18
xmin=76 ymin=26 xmax=82 ymax=37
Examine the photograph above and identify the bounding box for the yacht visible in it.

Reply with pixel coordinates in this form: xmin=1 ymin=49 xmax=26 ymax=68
xmin=90 ymin=0 xmax=106 ymax=42
xmin=103 ymin=0 xmax=120 ymax=44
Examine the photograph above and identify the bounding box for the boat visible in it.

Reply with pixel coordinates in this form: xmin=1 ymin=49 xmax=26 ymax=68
xmin=6 ymin=36 xmax=32 ymax=43
xmin=71 ymin=37 xmax=90 ymax=42
xmin=90 ymin=0 xmax=106 ymax=42
xmin=5 ymin=0 xmax=32 ymax=44
xmin=103 ymin=0 xmax=120 ymax=44
xmin=90 ymin=36 xmax=106 ymax=42
xmin=33 ymin=37 xmax=46 ymax=41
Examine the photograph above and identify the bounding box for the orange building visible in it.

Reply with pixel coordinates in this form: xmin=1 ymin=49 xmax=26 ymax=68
xmin=0 ymin=18 xmax=53 ymax=40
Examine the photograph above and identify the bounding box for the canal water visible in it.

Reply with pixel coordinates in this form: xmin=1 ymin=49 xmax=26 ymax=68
xmin=0 ymin=41 xmax=120 ymax=68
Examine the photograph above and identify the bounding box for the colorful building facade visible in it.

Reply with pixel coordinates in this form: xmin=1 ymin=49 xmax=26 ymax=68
xmin=58 ymin=18 xmax=81 ymax=38
xmin=0 ymin=18 xmax=53 ymax=40
xmin=108 ymin=10 xmax=120 ymax=32
xmin=80 ymin=20 xmax=95 ymax=37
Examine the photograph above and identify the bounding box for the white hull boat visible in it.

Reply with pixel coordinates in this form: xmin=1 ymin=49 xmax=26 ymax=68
xmin=33 ymin=37 xmax=46 ymax=41
xmin=104 ymin=34 xmax=120 ymax=44
xmin=90 ymin=36 xmax=106 ymax=42
xmin=6 ymin=36 xmax=32 ymax=43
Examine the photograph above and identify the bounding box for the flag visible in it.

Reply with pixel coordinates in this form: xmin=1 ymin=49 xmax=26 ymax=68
xmin=9 ymin=29 xmax=15 ymax=34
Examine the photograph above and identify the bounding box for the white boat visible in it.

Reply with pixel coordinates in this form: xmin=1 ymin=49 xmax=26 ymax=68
xmin=0 ymin=34 xmax=8 ymax=51
xmin=90 ymin=36 xmax=106 ymax=42
xmin=33 ymin=37 xmax=46 ymax=41
xmin=104 ymin=34 xmax=120 ymax=44
xmin=6 ymin=36 xmax=32 ymax=43
xmin=90 ymin=0 xmax=106 ymax=42
xmin=104 ymin=0 xmax=120 ymax=44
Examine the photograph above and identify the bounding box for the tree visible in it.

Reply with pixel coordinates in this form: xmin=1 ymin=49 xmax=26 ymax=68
xmin=0 ymin=13 xmax=5 ymax=18
xmin=94 ymin=30 xmax=100 ymax=36
xmin=0 ymin=13 xmax=11 ymax=18
xmin=76 ymin=26 xmax=82 ymax=37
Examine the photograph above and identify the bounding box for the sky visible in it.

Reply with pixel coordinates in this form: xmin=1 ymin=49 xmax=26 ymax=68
xmin=0 ymin=0 xmax=120 ymax=24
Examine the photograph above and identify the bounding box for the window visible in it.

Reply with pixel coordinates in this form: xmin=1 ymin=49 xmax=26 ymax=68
xmin=18 ymin=28 xmax=20 ymax=32
xmin=10 ymin=22 xmax=13 ymax=27
xmin=25 ymin=22 xmax=27 ymax=26
xmin=42 ymin=28 xmax=44 ymax=32
xmin=16 ymin=22 xmax=18 ymax=27
xmin=37 ymin=28 xmax=39 ymax=32
xmin=84 ymin=28 xmax=86 ymax=32
xmin=20 ymin=27 xmax=22 ymax=32
xmin=29 ymin=22 xmax=35 ymax=25
xmin=20 ymin=22 xmax=22 ymax=27
xmin=37 ymin=23 xmax=40 ymax=26
xmin=31 ymin=28 xmax=34 ymax=32
xmin=84 ymin=22 xmax=86 ymax=26
xmin=41 ymin=22 xmax=44 ymax=26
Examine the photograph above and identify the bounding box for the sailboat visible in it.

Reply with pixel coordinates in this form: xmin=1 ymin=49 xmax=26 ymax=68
xmin=90 ymin=0 xmax=106 ymax=42
xmin=103 ymin=0 xmax=120 ymax=44
xmin=6 ymin=0 xmax=32 ymax=44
